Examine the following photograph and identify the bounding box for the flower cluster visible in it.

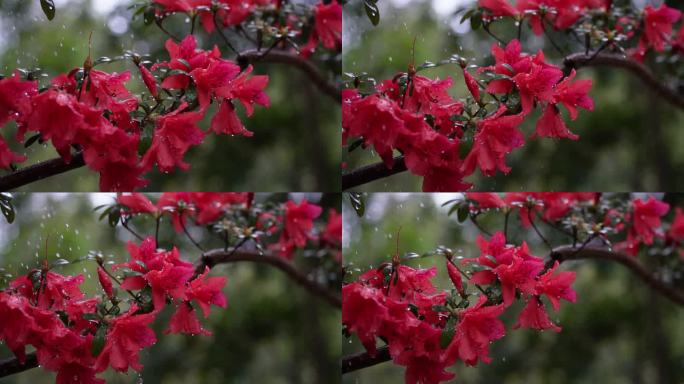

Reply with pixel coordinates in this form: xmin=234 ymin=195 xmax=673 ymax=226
xmin=343 ymin=39 xmax=593 ymax=191
xmin=116 ymin=192 xmax=340 ymax=259
xmin=0 ymin=237 xmax=227 ymax=384
xmin=151 ymin=0 xmax=342 ymax=56
xmin=0 ymin=193 xmax=341 ymax=383
xmin=0 ymin=35 xmax=269 ymax=191
xmin=477 ymin=0 xmax=683 ymax=62
xmin=343 ymin=231 xmax=576 ymax=384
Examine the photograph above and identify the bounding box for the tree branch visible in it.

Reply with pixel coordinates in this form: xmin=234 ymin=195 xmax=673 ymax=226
xmin=563 ymin=52 xmax=684 ymax=110
xmin=550 ymin=244 xmax=684 ymax=306
xmin=196 ymin=247 xmax=341 ymax=308
xmin=240 ymin=49 xmax=341 ymax=102
xmin=0 ymin=352 xmax=37 ymax=378
xmin=342 ymin=345 xmax=391 ymax=374
xmin=342 ymin=156 xmax=406 ymax=190
xmin=0 ymin=152 xmax=85 ymax=192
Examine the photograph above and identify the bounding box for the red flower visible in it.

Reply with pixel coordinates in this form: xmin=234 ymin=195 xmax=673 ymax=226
xmin=215 ymin=65 xmax=270 ymax=117
xmin=94 ymin=304 xmax=157 ymax=373
xmin=0 ymin=71 xmax=37 ymax=127
xmin=534 ymin=104 xmax=578 ymax=140
xmin=554 ymin=69 xmax=594 ymax=121
xmin=513 ymin=64 xmax=563 ymax=115
xmin=447 ymin=295 xmax=505 ymax=366
xmin=314 ymin=1 xmax=342 ymax=50
xmin=96 ymin=267 xmax=114 ymax=297
xmin=11 ymin=271 xmax=85 ymax=311
xmin=479 ymin=0 xmax=519 ymax=18
xmin=494 ymin=255 xmax=544 ymax=306
xmin=165 ymin=302 xmax=211 ymax=336
xmin=158 ymin=36 xmax=221 ymax=90
xmin=138 ymin=65 xmax=158 ymax=98
xmin=668 ymin=207 xmax=684 ymax=242
xmin=341 ymin=282 xmax=388 ymax=356
xmin=275 ymin=199 xmax=322 ymax=258
xmin=631 ymin=196 xmax=670 ymax=245
xmin=0 ymin=138 xmax=26 ymax=169
xmin=446 ymin=261 xmax=464 ymax=294
xmin=0 ymin=292 xmax=36 ymax=362
xmin=144 ymin=261 xmax=195 ymax=310
xmin=321 ymin=208 xmax=342 ymax=247
xmin=642 ymin=4 xmax=682 ymax=52
xmin=190 ymin=59 xmax=241 ymax=108
xmin=466 ymin=193 xmax=506 ymax=209
xmin=118 ymin=193 xmax=158 ymax=215
xmin=462 ymin=68 xmax=481 ymax=103
xmin=141 ymin=103 xmax=205 ymax=173
xmin=513 ymin=297 xmax=561 ymax=332
xmin=210 ymin=100 xmax=254 ymax=137
xmin=536 ymin=261 xmax=577 ymax=311
xmin=462 ymin=105 xmax=525 ymax=177
xmin=188 ymin=266 xmax=228 ymax=317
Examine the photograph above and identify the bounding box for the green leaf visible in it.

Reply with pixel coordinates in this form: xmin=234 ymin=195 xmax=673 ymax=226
xmin=348 ymin=193 xmax=365 ymax=217
xmin=91 ymin=325 xmax=108 ymax=357
xmin=40 ymin=0 xmax=56 ymax=20
xmin=363 ymin=0 xmax=380 ymax=26
xmin=457 ymin=206 xmax=469 ymax=223
xmin=108 ymin=209 xmax=121 ymax=227
xmin=0 ymin=196 xmax=15 ymax=224
xmin=24 ymin=133 xmax=42 ymax=148
xmin=440 ymin=317 xmax=457 ymax=348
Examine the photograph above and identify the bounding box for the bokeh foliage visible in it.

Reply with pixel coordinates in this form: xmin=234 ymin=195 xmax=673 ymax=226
xmin=342 ymin=193 xmax=684 ymax=383
xmin=0 ymin=192 xmax=341 ymax=384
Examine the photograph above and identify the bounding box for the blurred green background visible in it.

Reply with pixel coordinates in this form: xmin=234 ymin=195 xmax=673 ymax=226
xmin=343 ymin=0 xmax=684 ymax=191
xmin=342 ymin=193 xmax=684 ymax=384
xmin=0 ymin=0 xmax=341 ymax=191
xmin=0 ymin=192 xmax=341 ymax=384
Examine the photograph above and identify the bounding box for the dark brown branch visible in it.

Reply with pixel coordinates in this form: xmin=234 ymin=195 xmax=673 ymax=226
xmin=342 ymin=345 xmax=391 ymax=374
xmin=240 ymin=49 xmax=341 ymax=102
xmin=0 ymin=152 xmax=85 ymax=192
xmin=0 ymin=352 xmax=37 ymax=378
xmin=550 ymin=245 xmax=684 ymax=306
xmin=196 ymin=247 xmax=341 ymax=308
xmin=563 ymin=52 xmax=684 ymax=110
xmin=342 ymin=156 xmax=406 ymax=190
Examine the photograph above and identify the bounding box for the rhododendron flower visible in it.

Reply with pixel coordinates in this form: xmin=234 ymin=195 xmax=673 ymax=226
xmin=308 ymin=1 xmax=342 ymax=52
xmin=0 ymin=138 xmax=26 ymax=169
xmin=513 ymin=297 xmax=561 ymax=332
xmin=141 ymin=103 xmax=205 ymax=173
xmin=494 ymin=255 xmax=544 ymax=306
xmin=447 ymin=295 xmax=505 ymax=366
xmin=138 ymin=64 xmax=159 ymax=98
xmin=144 ymin=261 xmax=195 ymax=310
xmin=446 ymin=261 xmax=464 ymax=294
xmin=118 ymin=193 xmax=158 ymax=215
xmin=96 ymin=267 xmax=114 ymax=297
xmin=641 ymin=4 xmax=682 ymax=52
xmin=462 ymin=68 xmax=481 ymax=103
xmin=215 ymin=65 xmax=270 ymax=116
xmin=11 ymin=271 xmax=85 ymax=311
xmin=187 ymin=266 xmax=228 ymax=317
xmin=479 ymin=0 xmax=519 ymax=18
xmin=0 ymin=72 xmax=37 ymax=126
xmin=554 ymin=69 xmax=594 ymax=121
xmin=466 ymin=192 xmax=506 ymax=209
xmin=630 ymin=196 xmax=670 ymax=245
xmin=341 ymin=282 xmax=389 ymax=356
xmin=165 ymin=302 xmax=211 ymax=336
xmin=210 ymin=100 xmax=254 ymax=137
xmin=536 ymin=261 xmax=577 ymax=310
xmin=275 ymin=199 xmax=322 ymax=258
xmin=534 ymin=104 xmax=578 ymax=140
xmin=668 ymin=207 xmax=684 ymax=242
xmin=157 ymin=36 xmax=221 ymax=90
xmin=462 ymin=105 xmax=525 ymax=177
xmin=94 ymin=304 xmax=157 ymax=373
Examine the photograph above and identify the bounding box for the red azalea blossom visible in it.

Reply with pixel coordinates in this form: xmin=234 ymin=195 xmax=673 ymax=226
xmin=447 ymin=295 xmax=505 ymax=366
xmin=94 ymin=304 xmax=157 ymax=373
xmin=187 ymin=266 xmax=228 ymax=317
xmin=513 ymin=297 xmax=561 ymax=332
xmin=641 ymin=4 xmax=682 ymax=52
xmin=118 ymin=193 xmax=159 ymax=214
xmin=275 ymin=199 xmax=323 ymax=258
xmin=536 ymin=261 xmax=577 ymax=310
xmin=96 ymin=267 xmax=114 ymax=297
xmin=165 ymin=302 xmax=212 ymax=336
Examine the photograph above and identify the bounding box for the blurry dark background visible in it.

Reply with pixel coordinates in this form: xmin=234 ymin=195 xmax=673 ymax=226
xmin=342 ymin=193 xmax=684 ymax=384
xmin=0 ymin=192 xmax=341 ymax=384
xmin=343 ymin=0 xmax=684 ymax=191
xmin=0 ymin=0 xmax=340 ymax=191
